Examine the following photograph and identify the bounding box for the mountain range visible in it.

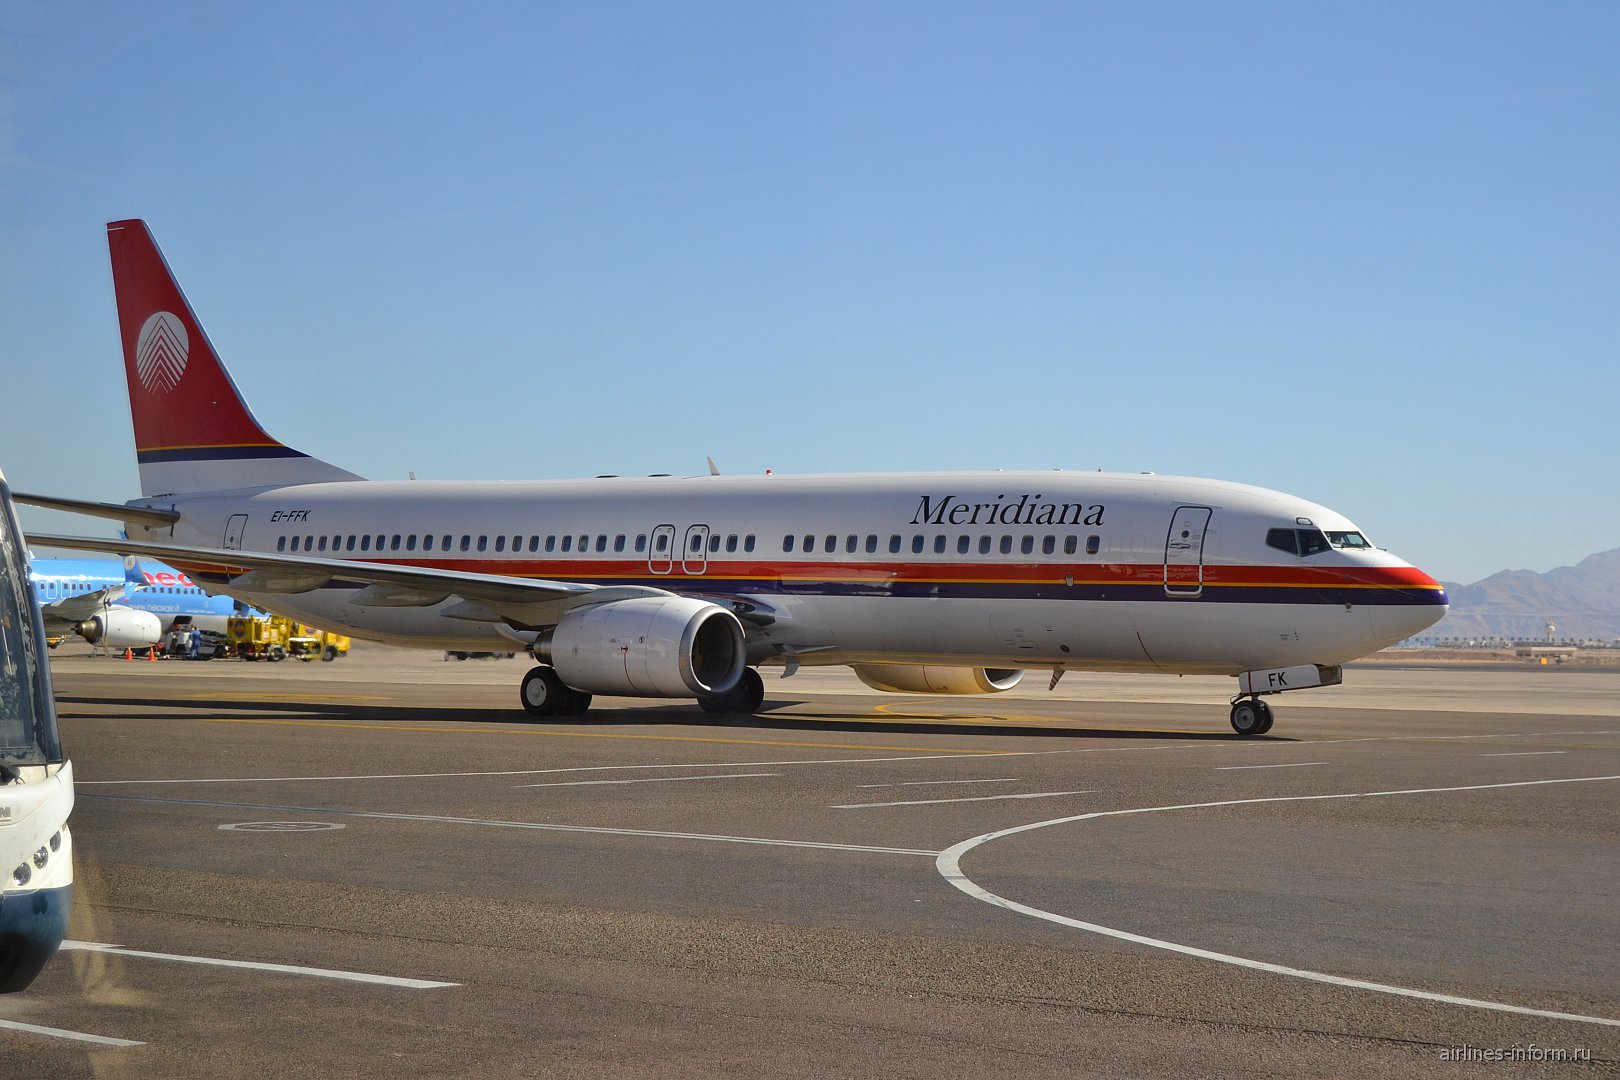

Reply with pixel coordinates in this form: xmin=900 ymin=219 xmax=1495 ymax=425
xmin=1425 ymin=547 xmax=1620 ymax=642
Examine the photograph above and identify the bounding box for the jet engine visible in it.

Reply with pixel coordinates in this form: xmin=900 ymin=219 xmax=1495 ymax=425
xmin=76 ymin=608 xmax=163 ymax=649
xmin=851 ymin=665 xmax=1025 ymax=695
xmin=536 ymin=596 xmax=746 ymax=697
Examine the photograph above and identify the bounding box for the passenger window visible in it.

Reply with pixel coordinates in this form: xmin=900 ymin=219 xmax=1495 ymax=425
xmin=277 ymin=537 xmax=287 ymax=551
xmin=826 ymin=535 xmax=837 ymax=553
xmin=344 ymin=536 xmax=355 ymax=552
xmin=476 ymin=536 xmax=487 ymax=552
xmin=389 ymin=535 xmax=400 ymax=551
xmin=512 ymin=535 xmax=521 ymax=551
xmin=545 ymin=535 xmax=556 ymax=553
xmin=784 ymin=535 xmax=796 ymax=553
xmin=1086 ymin=535 xmax=1101 ymax=555
xmin=744 ymin=535 xmax=756 ymax=553
xmin=1020 ymin=536 xmax=1033 ymax=555
xmin=1042 ymin=536 xmax=1055 ymax=555
xmin=725 ymin=535 xmax=738 ymax=553
xmin=655 ymin=534 xmax=668 ymax=553
xmin=978 ymin=536 xmax=991 ymax=555
xmin=934 ymin=535 xmax=946 ymax=554
xmin=421 ymin=535 xmax=433 ymax=552
xmin=360 ymin=535 xmax=371 ymax=552
xmin=318 ymin=536 xmax=328 ymax=552
xmin=865 ymin=535 xmax=878 ymax=554
xmin=614 ymin=535 xmax=626 ymax=553
xmin=1063 ymin=535 xmax=1078 ymax=555
xmin=957 ymin=536 xmax=970 ymax=554
xmin=911 ymin=535 xmax=924 ymax=554
xmin=406 ymin=535 xmax=417 ymax=551
xmin=441 ymin=535 xmax=451 ymax=550
xmin=999 ymin=536 xmax=1013 ymax=555
xmin=803 ymin=535 xmax=815 ymax=553
xmin=578 ymin=534 xmax=587 ymax=552
xmin=494 ymin=536 xmax=506 ymax=552
xmin=845 ymin=535 xmax=858 ymax=554
xmin=708 ymin=534 xmax=721 ymax=553
xmin=596 ymin=535 xmax=608 ymax=553
xmin=635 ymin=534 xmax=646 ymax=553
xmin=562 ymin=536 xmax=573 ymax=552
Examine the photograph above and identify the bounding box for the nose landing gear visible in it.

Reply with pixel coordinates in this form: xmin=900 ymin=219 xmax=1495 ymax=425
xmin=1229 ymin=697 xmax=1274 ymax=736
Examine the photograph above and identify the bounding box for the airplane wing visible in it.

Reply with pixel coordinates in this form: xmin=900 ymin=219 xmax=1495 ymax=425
xmin=38 ymin=583 xmax=129 ymax=632
xmin=25 ymin=533 xmax=676 ymax=631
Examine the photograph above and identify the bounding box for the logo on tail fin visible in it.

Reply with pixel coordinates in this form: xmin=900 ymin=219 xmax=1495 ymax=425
xmin=136 ymin=311 xmax=189 ymax=394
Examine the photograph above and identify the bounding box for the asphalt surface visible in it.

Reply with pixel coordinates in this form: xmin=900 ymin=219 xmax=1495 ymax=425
xmin=4 ymin=646 xmax=1617 ymax=1078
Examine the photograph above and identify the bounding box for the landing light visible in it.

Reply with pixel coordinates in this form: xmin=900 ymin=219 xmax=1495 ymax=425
xmin=11 ymin=863 xmax=29 ymax=887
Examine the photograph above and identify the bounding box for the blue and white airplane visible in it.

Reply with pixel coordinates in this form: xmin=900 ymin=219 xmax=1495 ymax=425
xmin=31 ymin=556 xmax=251 ymax=650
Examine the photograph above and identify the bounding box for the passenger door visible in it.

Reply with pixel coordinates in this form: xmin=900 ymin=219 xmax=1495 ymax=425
xmin=1163 ymin=506 xmax=1211 ymax=597
xmin=682 ymin=524 xmax=710 ymax=576
xmin=648 ymin=524 xmax=676 ymax=575
xmin=223 ymin=514 xmax=248 ymax=551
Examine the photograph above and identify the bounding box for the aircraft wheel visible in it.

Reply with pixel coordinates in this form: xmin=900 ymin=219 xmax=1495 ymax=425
xmin=559 ymin=689 xmax=593 ymax=717
xmin=1230 ymin=699 xmax=1267 ymax=736
xmin=1252 ymin=699 xmax=1274 ymax=735
xmin=520 ymin=665 xmax=569 ymax=717
xmin=698 ymin=668 xmax=765 ymax=714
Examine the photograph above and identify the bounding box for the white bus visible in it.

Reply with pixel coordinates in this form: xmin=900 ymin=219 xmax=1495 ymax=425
xmin=0 ymin=467 xmax=72 ymax=991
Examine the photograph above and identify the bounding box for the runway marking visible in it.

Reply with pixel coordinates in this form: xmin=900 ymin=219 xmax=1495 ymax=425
xmin=837 ymin=790 xmax=1095 ymax=809
xmin=58 ymin=941 xmax=457 ymax=989
xmin=1481 ymin=751 xmax=1568 ymax=757
xmin=937 ymin=774 xmax=1620 ymax=1028
xmin=0 ymin=1017 xmax=143 ymax=1047
xmin=81 ymin=795 xmax=941 ymax=858
xmin=1214 ymin=762 xmax=1328 ymax=771
xmin=516 ymin=772 xmax=777 ymax=788
xmin=858 ymin=778 xmax=1020 ymax=788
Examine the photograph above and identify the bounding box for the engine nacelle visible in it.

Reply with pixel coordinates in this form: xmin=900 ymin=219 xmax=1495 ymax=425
xmin=852 ymin=665 xmax=1025 ymax=695
xmin=76 ymin=607 xmax=163 ymax=648
xmin=537 ymin=596 xmax=746 ymax=698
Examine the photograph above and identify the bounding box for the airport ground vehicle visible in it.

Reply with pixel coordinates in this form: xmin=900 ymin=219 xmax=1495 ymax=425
xmin=225 ymin=615 xmax=347 ymax=662
xmin=0 ymin=469 xmax=73 ymax=992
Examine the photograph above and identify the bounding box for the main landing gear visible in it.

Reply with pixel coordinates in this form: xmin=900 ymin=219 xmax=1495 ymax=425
xmin=698 ymin=667 xmax=765 ymax=715
xmin=1228 ymin=697 xmax=1274 ymax=736
xmin=520 ymin=665 xmax=592 ymax=718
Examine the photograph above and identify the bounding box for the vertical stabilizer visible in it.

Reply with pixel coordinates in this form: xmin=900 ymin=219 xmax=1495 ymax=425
xmin=107 ymin=219 xmax=362 ymax=496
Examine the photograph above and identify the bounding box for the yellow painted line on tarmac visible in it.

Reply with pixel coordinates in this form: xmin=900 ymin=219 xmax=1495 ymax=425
xmin=198 ymin=715 xmax=1018 ymax=755
xmin=172 ymin=692 xmax=389 ymax=702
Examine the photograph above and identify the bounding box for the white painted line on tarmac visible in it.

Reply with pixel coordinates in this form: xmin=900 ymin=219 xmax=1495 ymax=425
xmin=76 ymin=750 xmax=1105 ymax=786
xmin=858 ymin=778 xmax=1020 ymax=788
xmin=837 ymin=790 xmax=1095 ymax=810
xmin=1214 ymin=762 xmax=1328 ymax=771
xmin=81 ymin=794 xmax=941 ymax=858
xmin=938 ymin=773 xmax=1620 ymax=1028
xmin=1480 ymin=751 xmax=1568 ymax=757
xmin=0 ymin=1017 xmax=143 ymax=1047
xmin=516 ymin=772 xmax=777 ymax=788
xmin=58 ymin=941 xmax=458 ymax=989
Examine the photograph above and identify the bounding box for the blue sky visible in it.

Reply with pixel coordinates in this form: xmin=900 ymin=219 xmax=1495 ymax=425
xmin=2 ymin=1 xmax=1616 ymax=584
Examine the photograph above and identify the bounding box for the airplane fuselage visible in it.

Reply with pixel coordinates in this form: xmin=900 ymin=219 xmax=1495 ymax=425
xmin=136 ymin=470 xmax=1446 ymax=675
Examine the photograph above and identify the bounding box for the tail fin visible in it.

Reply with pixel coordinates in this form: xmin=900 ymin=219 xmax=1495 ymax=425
xmin=107 ymin=219 xmax=362 ymax=496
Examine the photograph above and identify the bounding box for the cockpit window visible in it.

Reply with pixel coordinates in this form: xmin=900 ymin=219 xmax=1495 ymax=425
xmin=1326 ymin=530 xmax=1372 ymax=550
xmin=1266 ymin=527 xmax=1333 ymax=558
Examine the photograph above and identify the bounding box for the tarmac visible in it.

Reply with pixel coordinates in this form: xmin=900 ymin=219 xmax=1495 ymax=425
xmin=4 ymin=644 xmax=1616 ymax=1077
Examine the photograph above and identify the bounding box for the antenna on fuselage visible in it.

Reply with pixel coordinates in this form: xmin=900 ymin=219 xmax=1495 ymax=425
xmin=706 ymin=457 xmax=720 ymax=476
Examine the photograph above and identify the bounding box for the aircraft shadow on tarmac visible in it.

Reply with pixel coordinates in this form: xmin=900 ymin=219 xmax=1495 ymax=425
xmin=54 ymin=693 xmax=1280 ymax=742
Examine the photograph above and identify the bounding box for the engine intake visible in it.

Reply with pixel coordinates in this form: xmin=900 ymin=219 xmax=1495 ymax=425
xmin=537 ymin=596 xmax=745 ymax=698
xmin=851 ymin=665 xmax=1025 ymax=695
xmin=76 ymin=607 xmax=163 ymax=649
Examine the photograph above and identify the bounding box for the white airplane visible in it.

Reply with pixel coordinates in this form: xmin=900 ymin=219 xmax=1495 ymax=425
xmin=23 ymin=219 xmax=1448 ymax=734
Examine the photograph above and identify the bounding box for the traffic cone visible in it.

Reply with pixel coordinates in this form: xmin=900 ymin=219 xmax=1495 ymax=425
xmin=124 ymin=647 xmax=133 ymax=661
xmin=148 ymin=646 xmax=158 ymax=662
